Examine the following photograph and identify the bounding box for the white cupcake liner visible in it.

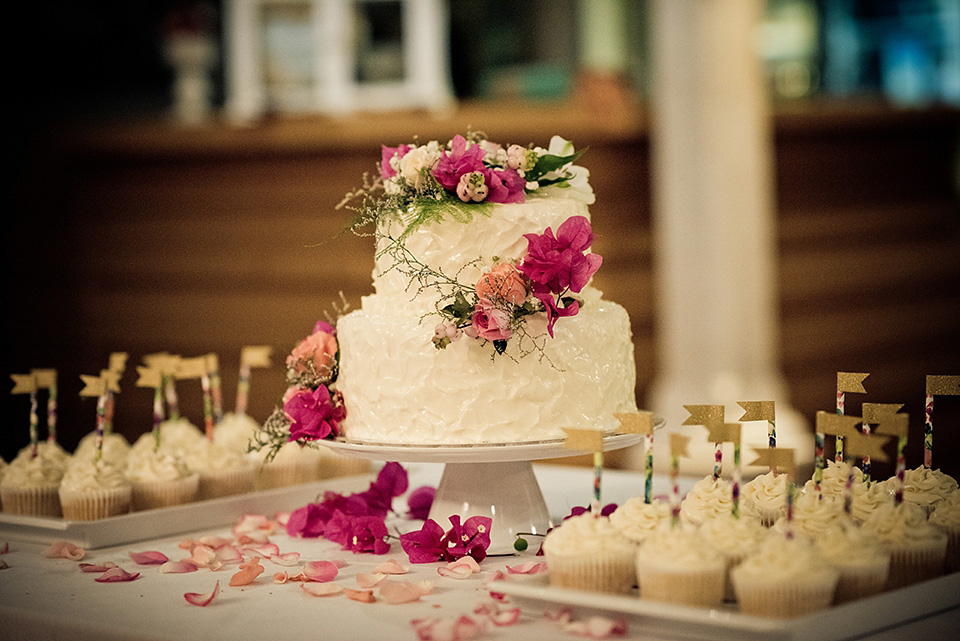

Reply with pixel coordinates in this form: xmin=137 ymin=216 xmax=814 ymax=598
xmin=637 ymin=562 xmax=727 ymax=608
xmin=1 ymin=483 xmax=62 ymax=517
xmin=255 ymin=460 xmax=300 ymax=490
xmin=197 ymin=465 xmax=256 ymax=500
xmin=732 ymin=569 xmax=838 ymax=618
xmin=884 ymin=538 xmax=948 ymax=590
xmin=131 ymin=474 xmax=199 ymax=511
xmin=546 ymin=548 xmax=637 ymax=594
xmin=830 ymin=557 xmax=890 ymax=604
xmin=59 ymin=485 xmax=132 ymax=521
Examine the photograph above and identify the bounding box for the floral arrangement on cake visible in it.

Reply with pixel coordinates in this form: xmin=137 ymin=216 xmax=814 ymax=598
xmin=251 ymin=319 xmax=346 ymax=461
xmin=340 ymin=132 xmax=602 ymax=356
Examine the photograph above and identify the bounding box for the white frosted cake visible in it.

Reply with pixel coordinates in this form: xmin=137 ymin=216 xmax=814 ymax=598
xmin=334 ymin=133 xmax=638 ymax=444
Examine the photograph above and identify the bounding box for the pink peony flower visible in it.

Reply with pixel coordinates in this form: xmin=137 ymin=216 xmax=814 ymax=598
xmin=381 ymin=144 xmax=413 ymax=179
xmin=432 ymin=135 xmax=487 ymax=191
xmin=475 ymin=263 xmax=527 ymax=306
xmin=283 ymin=385 xmax=345 ymax=441
xmin=519 ymin=215 xmax=602 ymax=295
xmin=470 ymin=300 xmax=513 ymax=342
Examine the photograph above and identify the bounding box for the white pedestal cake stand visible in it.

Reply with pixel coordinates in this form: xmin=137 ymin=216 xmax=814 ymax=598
xmin=323 ymin=417 xmax=664 ymax=556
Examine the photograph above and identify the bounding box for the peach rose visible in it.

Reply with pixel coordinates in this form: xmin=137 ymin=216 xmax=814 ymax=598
xmin=475 ymin=263 xmax=527 ymax=306
xmin=287 ymin=329 xmax=338 ymax=375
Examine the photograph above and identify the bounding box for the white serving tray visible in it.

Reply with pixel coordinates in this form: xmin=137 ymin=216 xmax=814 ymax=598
xmin=0 ymin=474 xmax=372 ymax=549
xmin=495 ymin=572 xmax=960 ymax=641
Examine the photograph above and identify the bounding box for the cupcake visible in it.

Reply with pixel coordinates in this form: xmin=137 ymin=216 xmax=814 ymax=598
xmin=700 ymin=514 xmax=770 ymax=601
xmin=58 ymin=457 xmax=132 ymax=520
xmin=126 ymin=433 xmax=199 ymax=510
xmin=542 ymin=513 xmax=637 ymax=594
xmin=0 ymin=443 xmax=68 ymax=517
xmin=635 ymin=523 xmax=727 ymax=608
xmin=819 ymin=460 xmax=867 ymax=499
xmin=213 ymin=411 xmax=261 ymax=455
xmin=254 ymin=441 xmax=304 ymax=490
xmin=850 ymin=479 xmax=896 ymax=524
xmin=184 ymin=439 xmax=256 ymax=500
xmin=781 ymin=486 xmax=846 ymax=538
xmin=930 ymin=491 xmax=960 ymax=573
xmin=732 ymin=535 xmax=839 ymax=618
xmin=901 ymin=466 xmax=958 ymax=515
xmin=815 ymin=524 xmax=890 ymax=603
xmin=680 ymin=476 xmax=734 ymax=527
xmin=741 ymin=471 xmax=789 ymax=527
xmin=74 ymin=431 xmax=131 ymax=467
xmin=609 ymin=497 xmax=672 ymax=545
xmin=154 ymin=418 xmax=206 ymax=460
xmin=863 ymin=501 xmax=948 ymax=589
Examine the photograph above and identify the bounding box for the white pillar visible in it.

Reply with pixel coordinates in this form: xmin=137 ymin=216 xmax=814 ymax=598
xmin=641 ymin=0 xmax=812 ymax=478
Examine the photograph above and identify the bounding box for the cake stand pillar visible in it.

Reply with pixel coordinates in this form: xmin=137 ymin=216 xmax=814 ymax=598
xmin=428 ymin=461 xmax=551 ymax=556
xmin=642 ymin=0 xmax=812 ymax=478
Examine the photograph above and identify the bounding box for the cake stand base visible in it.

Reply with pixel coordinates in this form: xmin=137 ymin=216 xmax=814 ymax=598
xmin=429 ymin=461 xmax=550 ymax=556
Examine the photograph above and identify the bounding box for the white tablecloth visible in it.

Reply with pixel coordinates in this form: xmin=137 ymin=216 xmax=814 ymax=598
xmin=1 ymin=464 xmax=957 ymax=641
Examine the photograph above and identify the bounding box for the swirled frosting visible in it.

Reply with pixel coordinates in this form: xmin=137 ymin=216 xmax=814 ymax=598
xmin=742 ymin=471 xmax=789 ymax=523
xmin=126 ymin=434 xmax=193 ymax=483
xmin=636 ymin=524 xmax=726 ymax=571
xmin=74 ymin=431 xmax=131 ymax=465
xmin=815 ymin=524 xmax=889 ymax=570
xmin=901 ymin=466 xmax=958 ymax=512
xmin=609 ymin=498 xmax=671 ymax=543
xmin=213 ymin=412 xmax=261 ymax=454
xmin=701 ymin=514 xmax=770 ymax=559
xmin=154 ymin=419 xmax=206 ymax=459
xmin=680 ymin=476 xmax=733 ymax=526
xmin=184 ymin=439 xmax=250 ymax=473
xmin=2 ymin=444 xmax=67 ymax=488
xmin=819 ymin=460 xmax=866 ymax=497
xmin=850 ymin=480 xmax=896 ymax=523
xmin=930 ymin=491 xmax=960 ymax=530
xmin=735 ymin=535 xmax=837 ymax=582
xmin=60 ymin=458 xmax=130 ymax=492
xmin=542 ymin=514 xmax=636 ymax=557
xmin=864 ymin=501 xmax=948 ymax=548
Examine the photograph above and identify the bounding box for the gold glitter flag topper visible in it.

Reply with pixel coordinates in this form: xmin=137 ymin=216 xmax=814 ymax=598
xmin=737 ymin=400 xmax=775 ymax=422
xmin=615 ymin=411 xmax=655 ymax=435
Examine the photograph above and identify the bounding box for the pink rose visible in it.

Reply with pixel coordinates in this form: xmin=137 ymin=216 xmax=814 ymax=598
xmin=475 ymin=263 xmax=527 ymax=306
xmin=470 ymin=300 xmax=513 ymax=341
xmin=287 ymin=326 xmax=338 ymax=375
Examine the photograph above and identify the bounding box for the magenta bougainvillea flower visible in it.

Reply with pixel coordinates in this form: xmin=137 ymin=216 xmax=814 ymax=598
xmin=399 ymin=518 xmax=449 ymax=564
xmin=519 ymin=215 xmax=602 ymax=295
xmin=442 ymin=515 xmax=493 ymax=563
xmin=283 ymin=385 xmax=345 ymax=441
xmin=406 ymin=485 xmax=436 ymax=520
xmin=433 ymin=135 xmax=487 ymax=191
xmin=346 ymin=516 xmax=392 ymax=555
xmin=481 ymin=167 xmax=525 ymax=204
xmin=380 ymin=143 xmax=413 ymax=179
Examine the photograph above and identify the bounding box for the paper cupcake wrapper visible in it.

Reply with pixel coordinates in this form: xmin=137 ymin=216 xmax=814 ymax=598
xmin=131 ymin=474 xmax=199 ymax=511
xmin=637 ymin=562 xmax=727 ymax=608
xmin=546 ymin=548 xmax=637 ymax=595
xmin=945 ymin=527 xmax=960 ymax=574
xmin=884 ymin=538 xmax=948 ymax=590
xmin=830 ymin=558 xmax=890 ymax=604
xmin=59 ymin=486 xmax=132 ymax=521
xmin=198 ymin=465 xmax=256 ymax=500
xmin=255 ymin=460 xmax=300 ymax=490
xmin=1 ymin=484 xmax=62 ymax=517
xmin=732 ymin=569 xmax=838 ymax=618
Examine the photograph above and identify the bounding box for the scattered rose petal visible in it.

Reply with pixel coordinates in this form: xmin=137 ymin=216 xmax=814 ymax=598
xmin=0 ymin=560 xmax=9 ymax=570
xmin=374 ymin=558 xmax=408 ymax=574
xmin=411 ymin=615 xmax=486 ymax=641
xmin=269 ymin=552 xmax=301 ymax=566
xmin=184 ymin=581 xmax=220 ymax=607
xmin=303 ymin=560 xmax=339 ymax=582
xmin=229 ymin=557 xmax=264 ymax=586
xmin=356 ymin=572 xmax=387 ymax=589
xmin=243 ymin=543 xmax=280 ymax=558
xmin=301 ymin=581 xmax=343 ymax=597
xmin=344 ymin=587 xmax=376 ymax=603
xmin=563 ymin=617 xmax=628 ymax=639
xmin=160 ymin=561 xmax=199 ymax=574
xmin=380 ymin=581 xmax=425 ymax=604
xmin=233 ymin=514 xmax=274 ymax=537
xmin=95 ymin=566 xmax=140 ymax=582
xmin=189 ymin=544 xmax=218 ymax=568
xmin=129 ymin=550 xmax=169 ymax=565
xmin=0 ymin=542 xmax=9 ymax=554
xmin=236 ymin=531 xmax=270 ymax=545
xmin=473 ymin=600 xmax=521 ymax=627
xmin=45 ymin=541 xmax=85 ymax=561
xmin=196 ymin=535 xmax=234 ymax=549
xmin=275 ymin=511 xmax=290 ymax=527
xmin=79 ymin=562 xmax=118 ymax=573
xmin=273 ymin=572 xmax=290 ymax=584
xmin=331 ymin=558 xmax=349 ymax=568
xmin=505 ymin=561 xmax=547 ymax=575
xmin=414 ymin=580 xmax=435 ymax=595
xmin=215 ymin=545 xmax=243 ymax=565
xmin=438 ymin=561 xmax=476 ymax=580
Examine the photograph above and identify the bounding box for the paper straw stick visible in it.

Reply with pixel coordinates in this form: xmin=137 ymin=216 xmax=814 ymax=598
xmin=644 ymin=432 xmax=654 ymax=504
xmin=28 ymin=391 xmax=39 ymax=457
xmin=562 ymin=428 xmax=605 ymax=516
xmin=669 ymin=433 xmax=690 ymax=528
xmin=836 ymin=372 xmax=869 ymax=464
xmin=136 ymin=365 xmax=164 ymax=451
xmin=785 ymin=480 xmax=795 ymax=540
xmin=592 ymin=450 xmax=603 ymax=515
xmin=32 ymin=370 xmax=58 ymax=444
xmin=615 ymin=412 xmax=656 ymax=503
xmin=813 ymin=430 xmax=825 ymax=495
xmin=922 ymin=375 xmax=959 ymax=469
xmin=94 ymin=392 xmax=107 ymax=462
xmin=875 ymin=413 xmax=909 ymax=507
xmin=862 ymin=403 xmax=903 ymax=484
xmin=836 ymin=390 xmax=845 ymax=463
xmin=732 ymin=438 xmax=741 ymax=519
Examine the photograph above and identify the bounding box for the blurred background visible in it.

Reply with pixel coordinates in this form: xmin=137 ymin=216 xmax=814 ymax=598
xmin=5 ymin=0 xmax=960 ymax=480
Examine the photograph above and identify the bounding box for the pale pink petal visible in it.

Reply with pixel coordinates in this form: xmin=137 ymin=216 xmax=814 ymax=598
xmin=44 ymin=541 xmax=85 ymax=561
xmin=229 ymin=557 xmax=264 ymax=586
xmin=437 ymin=562 xmax=475 ymax=580
xmin=505 ymin=561 xmax=547 ymax=575
xmin=344 ymin=587 xmax=376 ymax=603
xmin=184 ymin=580 xmax=220 ymax=606
xmin=215 ymin=545 xmax=243 ymax=565
xmin=331 ymin=558 xmax=349 ymax=568
xmin=380 ymin=580 xmax=424 ymax=604
xmin=374 ymin=558 xmax=408 ymax=574
xmin=411 ymin=615 xmax=486 ymax=641
xmin=129 ymin=550 xmax=169 ymax=565
xmin=275 ymin=511 xmax=291 ymax=527
xmin=414 ymin=580 xmax=435 ymax=595
xmin=233 ymin=514 xmax=274 ymax=537
xmin=356 ymin=572 xmax=387 ymax=589
xmin=79 ymin=562 xmax=117 ymax=573
xmin=273 ymin=571 xmax=290 ymax=584
xmin=159 ymin=561 xmax=199 ymax=574
xmin=95 ymin=566 xmax=140 ymax=582
xmin=301 ymin=581 xmax=343 ymax=597
xmin=564 ymin=617 xmax=628 ymax=639
xmin=473 ymin=600 xmax=521 ymax=627
xmin=189 ymin=544 xmax=218 ymax=568
xmin=544 ymin=607 xmax=573 ymax=625
xmin=236 ymin=531 xmax=270 ymax=545
xmin=196 ymin=535 xmax=234 ymax=549
xmin=303 ymin=560 xmax=339 ymax=582
xmin=0 ymin=560 xmax=9 ymax=570
xmin=269 ymin=552 xmax=301 ymax=566
xmin=243 ymin=543 xmax=280 ymax=557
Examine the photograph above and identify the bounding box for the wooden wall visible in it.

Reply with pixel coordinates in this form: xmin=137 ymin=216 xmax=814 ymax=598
xmin=4 ymin=100 xmax=959 ymax=480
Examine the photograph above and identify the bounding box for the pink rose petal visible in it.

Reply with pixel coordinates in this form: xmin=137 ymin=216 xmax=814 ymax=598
xmin=243 ymin=543 xmax=280 ymax=558
xmin=45 ymin=541 xmax=85 ymax=561
xmin=129 ymin=550 xmax=169 ymax=565
xmin=184 ymin=580 xmax=220 ymax=607
xmin=380 ymin=580 xmax=424 ymax=604
xmin=505 ymin=561 xmax=547 ymax=575
xmin=356 ymin=572 xmax=387 ymax=589
xmin=229 ymin=557 xmax=264 ymax=587
xmin=79 ymin=562 xmax=117 ymax=573
xmin=196 ymin=535 xmax=234 ymax=549
xmin=215 ymin=545 xmax=243 ymax=565
xmin=0 ymin=542 xmax=9 ymax=554
xmin=275 ymin=511 xmax=290 ymax=527
xmin=564 ymin=617 xmax=628 ymax=639
xmin=301 ymin=581 xmax=343 ymax=597
xmin=233 ymin=514 xmax=274 ymax=537
xmin=303 ymin=560 xmax=339 ymax=582
xmin=344 ymin=587 xmax=376 ymax=603
xmin=0 ymin=560 xmax=9 ymax=570
xmin=411 ymin=615 xmax=486 ymax=641
xmin=437 ymin=562 xmax=475 ymax=580
xmin=375 ymin=558 xmax=408 ymax=574
xmin=473 ymin=600 xmax=521 ymax=627
xmin=269 ymin=552 xmax=301 ymax=566
xmin=95 ymin=566 xmax=140 ymax=582
xmin=159 ymin=561 xmax=199 ymax=574
xmin=273 ymin=571 xmax=290 ymax=584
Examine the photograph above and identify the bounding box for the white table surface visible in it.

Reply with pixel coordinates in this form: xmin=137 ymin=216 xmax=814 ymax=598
xmin=1 ymin=463 xmax=957 ymax=641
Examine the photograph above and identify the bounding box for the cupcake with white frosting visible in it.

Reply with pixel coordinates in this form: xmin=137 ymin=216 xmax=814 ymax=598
xmin=58 ymin=457 xmax=132 ymax=520
xmin=184 ymin=438 xmax=256 ymax=500
xmin=774 ymin=487 xmax=846 ymax=539
xmin=636 ymin=523 xmax=727 ymax=607
xmin=741 ymin=471 xmax=789 ymax=527
xmin=930 ymin=491 xmax=960 ymax=573
xmin=701 ymin=514 xmax=770 ymax=601
xmin=213 ymin=411 xmax=261 ymax=455
xmin=819 ymin=460 xmax=867 ymax=498
xmin=609 ymin=497 xmax=671 ymax=545
xmin=74 ymin=431 xmax=131 ymax=467
xmin=863 ymin=501 xmax=948 ymax=589
xmin=851 ymin=479 xmax=896 ymax=524
xmin=679 ymin=476 xmax=733 ymax=527
xmin=126 ymin=433 xmax=199 ymax=510
xmin=815 ymin=524 xmax=890 ymax=603
xmin=0 ymin=443 xmax=68 ymax=517
xmin=732 ymin=534 xmax=839 ymax=618
xmin=901 ymin=466 xmax=958 ymax=515
xmin=542 ymin=513 xmax=637 ymax=594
